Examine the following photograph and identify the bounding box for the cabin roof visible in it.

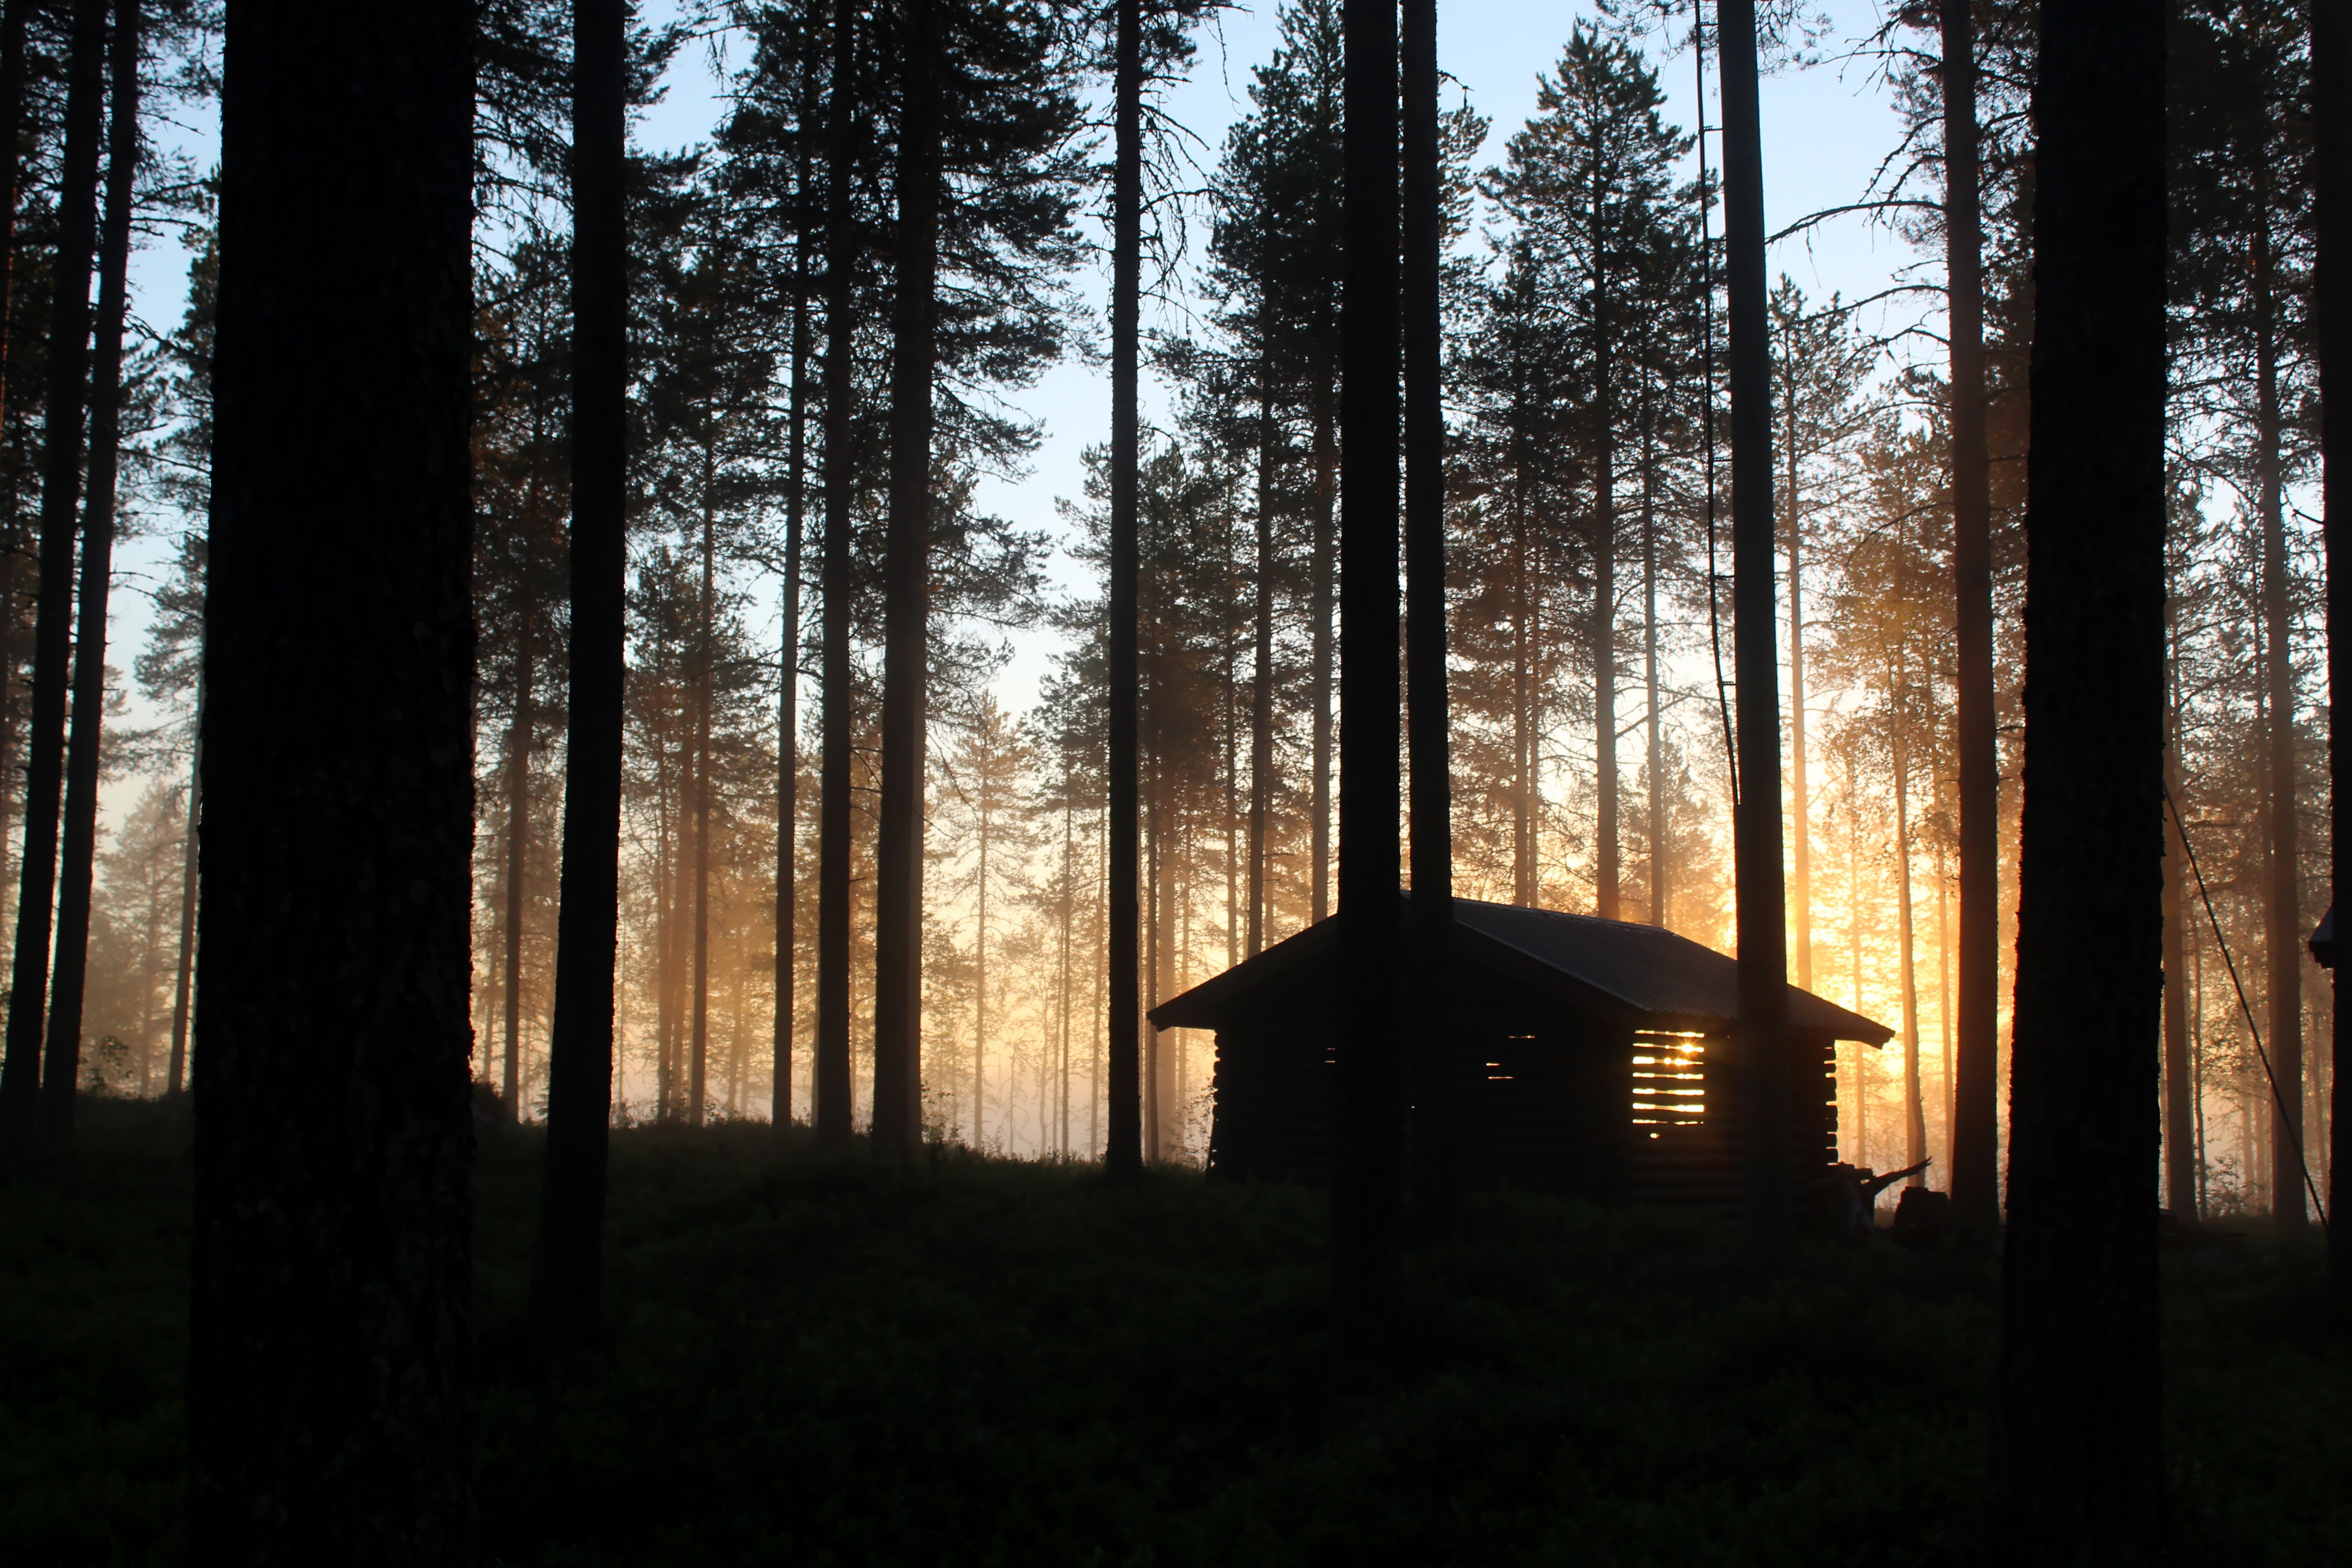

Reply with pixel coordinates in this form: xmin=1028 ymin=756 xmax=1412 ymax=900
xmin=1148 ymin=895 xmax=1894 ymax=1044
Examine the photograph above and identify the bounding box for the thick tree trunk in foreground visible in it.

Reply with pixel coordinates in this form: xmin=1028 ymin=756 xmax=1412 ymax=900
xmin=1719 ymin=0 xmax=1793 ymax=1265
xmin=1944 ymin=0 xmax=2003 ymax=1240
xmin=188 ymin=5 xmax=474 ymax=1558
xmin=2315 ymin=0 xmax=2350 ymax=1298
xmin=532 ymin=0 xmax=627 ymax=1342
xmin=1333 ymin=0 xmax=1402 ymax=1317
xmin=39 ymin=0 xmax=138 ymax=1139
xmin=1105 ymin=0 xmax=1142 ymax=1182
xmin=1996 ymin=0 xmax=2168 ymax=1548
xmin=871 ymin=0 xmax=940 ymax=1158
xmin=0 ymin=0 xmax=103 ymax=1146
xmin=1402 ymin=0 xmax=1454 ymax=1228
xmin=813 ymin=0 xmax=858 ymax=1147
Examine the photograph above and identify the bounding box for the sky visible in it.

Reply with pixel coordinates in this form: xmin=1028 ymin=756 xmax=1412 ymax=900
xmin=101 ymin=0 xmax=1931 ymax=823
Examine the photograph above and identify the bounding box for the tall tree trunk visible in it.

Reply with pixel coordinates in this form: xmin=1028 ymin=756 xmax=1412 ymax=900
xmin=1997 ymin=0 xmax=2168 ymax=1545
xmin=2255 ymin=169 xmax=2304 ymax=1225
xmin=0 ymin=1 xmax=31 ymax=952
xmin=974 ymin=778 xmax=987 ymax=1147
xmin=1513 ymin=471 xmax=1533 ymax=906
xmin=1333 ymin=0 xmax=1402 ymax=1320
xmin=1644 ymin=382 xmax=1667 ymax=928
xmin=690 ymin=486 xmax=715 ymax=1127
xmin=1144 ymin=769 xmax=1162 ymax=1160
xmin=871 ymin=0 xmax=938 ymax=1158
xmin=1403 ymin=0 xmax=1454 ymax=1230
xmin=1311 ymin=380 xmax=1335 ymax=925
xmin=39 ymin=0 xmax=137 ymax=1140
xmin=501 ymin=599 xmax=535 ymax=1125
xmin=1944 ymin=0 xmax=2003 ymax=1239
xmin=813 ymin=0 xmax=859 ymax=1147
xmin=167 ymin=674 xmax=203 ymax=1095
xmin=1592 ymin=170 xmax=1618 ymax=924
xmin=775 ymin=120 xmax=813 ymax=1131
xmin=1784 ymin=369 xmax=1810 ymax=990
xmin=1060 ymin=784 xmax=1074 ymax=1152
xmin=2164 ymin=608 xmax=2195 ymax=1217
xmin=1247 ymin=369 xmax=1274 ymax=956
xmin=1104 ymin=0 xmax=1143 ymax=1181
xmin=188 ymin=2 xmax=474 ymax=1553
xmin=1892 ymin=665 xmax=1924 ymax=1186
xmin=2313 ymin=0 xmax=2349 ymax=1295
xmin=534 ymin=0 xmax=627 ymax=1333
xmin=1720 ymin=0 xmax=1793 ymax=1264
xmin=0 ymin=0 xmax=103 ymax=1146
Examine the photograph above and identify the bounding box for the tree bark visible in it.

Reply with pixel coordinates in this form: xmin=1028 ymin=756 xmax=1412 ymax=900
xmin=1333 ymin=0 xmax=1402 ymax=1320
xmin=533 ymin=0 xmax=626 ymax=1340
xmin=1247 ymin=368 xmax=1274 ymax=956
xmin=167 ymin=675 xmax=203 ymax=1095
xmin=2164 ymin=612 xmax=2195 ymax=1217
xmin=1592 ymin=165 xmax=1618 ymax=924
xmin=1105 ymin=0 xmax=1143 ymax=1181
xmin=1720 ymin=0 xmax=1793 ymax=1264
xmin=500 ymin=598 xmax=534 ymax=1124
xmin=1784 ymin=358 xmax=1809 ymax=991
xmin=188 ymin=3 xmax=474 ymax=1556
xmin=1311 ymin=380 xmax=1335 ymax=924
xmin=38 ymin=0 xmax=138 ymax=1140
xmin=814 ymin=0 xmax=858 ymax=1147
xmin=0 ymin=0 xmax=103 ymax=1146
xmin=1944 ymin=0 xmax=2003 ymax=1239
xmin=1892 ymin=662 xmax=1924 ymax=1185
xmin=871 ymin=0 xmax=939 ymax=1158
xmin=2314 ymin=0 xmax=2350 ymax=1296
xmin=776 ymin=120 xmax=814 ymax=1130
xmin=1402 ymin=0 xmax=1454 ymax=1229
xmin=2255 ymin=162 xmax=2304 ymax=1225
xmin=689 ymin=486 xmax=715 ymax=1127
xmin=1996 ymin=0 xmax=2168 ymax=1546
xmin=1643 ymin=381 xmax=1667 ymax=927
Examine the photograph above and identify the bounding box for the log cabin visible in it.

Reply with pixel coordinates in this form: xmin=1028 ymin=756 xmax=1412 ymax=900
xmin=1148 ymin=896 xmax=1893 ymax=1215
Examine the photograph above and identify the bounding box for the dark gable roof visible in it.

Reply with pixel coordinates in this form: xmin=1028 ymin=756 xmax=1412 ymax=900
xmin=1149 ymin=895 xmax=1893 ymax=1045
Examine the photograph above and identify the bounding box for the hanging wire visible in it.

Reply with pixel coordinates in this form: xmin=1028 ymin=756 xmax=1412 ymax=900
xmin=2163 ymin=781 xmax=2328 ymax=1232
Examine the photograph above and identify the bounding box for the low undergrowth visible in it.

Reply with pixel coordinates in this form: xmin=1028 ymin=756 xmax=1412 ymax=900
xmin=1 ymin=1098 xmax=2342 ymax=1565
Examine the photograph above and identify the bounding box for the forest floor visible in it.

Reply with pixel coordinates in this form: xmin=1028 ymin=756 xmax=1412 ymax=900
xmin=3 ymin=1098 xmax=2347 ymax=1567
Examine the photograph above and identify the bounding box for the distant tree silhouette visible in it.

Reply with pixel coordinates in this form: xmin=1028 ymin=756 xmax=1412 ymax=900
xmin=39 ymin=0 xmax=140 ymax=1141
xmin=0 ymin=0 xmax=103 ymax=1149
xmin=187 ymin=2 xmax=475 ymax=1558
xmin=535 ymin=0 xmax=628 ymax=1344
xmin=1996 ymin=0 xmax=2169 ymax=1549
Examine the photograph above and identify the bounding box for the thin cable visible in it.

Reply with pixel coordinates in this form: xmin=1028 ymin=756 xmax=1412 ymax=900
xmin=2165 ymin=781 xmax=2328 ymax=1232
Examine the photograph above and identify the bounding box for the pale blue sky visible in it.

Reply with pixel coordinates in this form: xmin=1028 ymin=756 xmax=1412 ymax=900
xmin=105 ymin=0 xmax=1930 ymax=818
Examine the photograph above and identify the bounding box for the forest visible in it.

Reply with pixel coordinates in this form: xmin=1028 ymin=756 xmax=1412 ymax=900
xmin=0 ymin=0 xmax=2346 ymax=1562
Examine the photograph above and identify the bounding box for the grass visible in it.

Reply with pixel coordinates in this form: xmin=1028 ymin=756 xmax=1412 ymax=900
xmin=3 ymin=1098 xmax=2347 ymax=1565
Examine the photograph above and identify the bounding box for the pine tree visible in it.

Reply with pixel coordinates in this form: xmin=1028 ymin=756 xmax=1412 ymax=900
xmin=1996 ymin=0 xmax=2169 ymax=1544
xmin=188 ymin=3 xmax=475 ymax=1553
xmin=534 ymin=0 xmax=628 ymax=1339
xmin=0 ymin=0 xmax=104 ymax=1149
xmin=39 ymin=0 xmax=140 ymax=1140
